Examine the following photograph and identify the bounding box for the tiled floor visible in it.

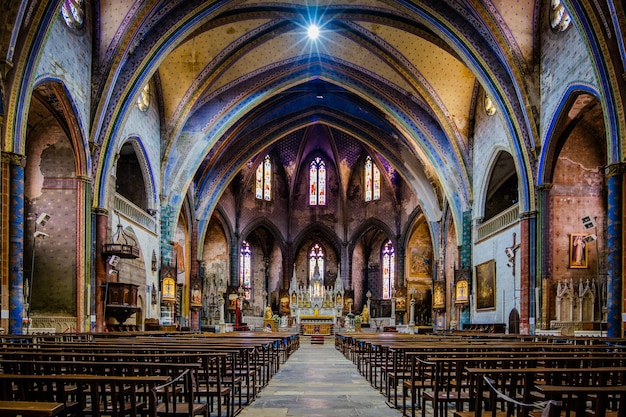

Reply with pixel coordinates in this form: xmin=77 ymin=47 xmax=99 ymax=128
xmin=237 ymin=337 xmax=417 ymax=417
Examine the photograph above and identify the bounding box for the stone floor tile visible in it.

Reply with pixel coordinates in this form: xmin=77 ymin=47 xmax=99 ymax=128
xmin=237 ymin=337 xmax=406 ymax=417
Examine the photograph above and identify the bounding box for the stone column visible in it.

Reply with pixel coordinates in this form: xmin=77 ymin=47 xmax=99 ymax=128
xmin=519 ymin=211 xmax=536 ymax=335
xmin=390 ymin=293 xmax=396 ymax=325
xmin=230 ymin=236 xmax=239 ymax=287
xmin=218 ymin=294 xmax=225 ymax=332
xmin=536 ymin=183 xmax=552 ymax=330
xmin=94 ymin=208 xmax=108 ymax=332
xmin=605 ymin=164 xmax=624 ymax=337
xmin=4 ymin=152 xmax=26 ymax=334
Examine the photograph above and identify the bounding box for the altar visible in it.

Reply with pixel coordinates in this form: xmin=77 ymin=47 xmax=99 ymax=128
xmin=289 ymin=260 xmax=344 ymax=331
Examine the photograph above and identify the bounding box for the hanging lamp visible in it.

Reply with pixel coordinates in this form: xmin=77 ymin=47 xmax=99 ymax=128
xmin=103 ymin=214 xmax=140 ymax=259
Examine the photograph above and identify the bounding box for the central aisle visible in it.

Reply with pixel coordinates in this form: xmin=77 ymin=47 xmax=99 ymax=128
xmin=237 ymin=336 xmax=405 ymax=417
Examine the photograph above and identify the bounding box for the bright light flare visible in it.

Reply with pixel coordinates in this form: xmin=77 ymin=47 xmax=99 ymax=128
xmin=307 ymin=24 xmax=320 ymax=40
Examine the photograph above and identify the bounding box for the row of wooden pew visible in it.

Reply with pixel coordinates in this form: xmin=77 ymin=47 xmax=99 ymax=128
xmin=336 ymin=332 xmax=626 ymax=417
xmin=0 ymin=331 xmax=299 ymax=417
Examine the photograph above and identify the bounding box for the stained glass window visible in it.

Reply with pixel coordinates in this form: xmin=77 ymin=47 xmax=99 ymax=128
xmin=255 ymin=155 xmax=272 ymax=201
xmin=308 ymin=243 xmax=325 ymax=283
xmin=61 ymin=0 xmax=84 ymax=30
xmin=484 ymin=94 xmax=497 ymax=116
xmin=240 ymin=241 xmax=252 ymax=299
xmin=136 ymin=84 xmax=150 ymax=112
xmin=382 ymin=240 xmax=395 ymax=300
xmin=309 ymin=157 xmax=326 ymax=205
xmin=550 ymin=0 xmax=571 ymax=32
xmin=364 ymin=156 xmax=381 ymax=201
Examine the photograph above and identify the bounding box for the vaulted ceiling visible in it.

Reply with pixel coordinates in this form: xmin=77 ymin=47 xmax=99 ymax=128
xmin=19 ymin=1 xmax=543 ymax=232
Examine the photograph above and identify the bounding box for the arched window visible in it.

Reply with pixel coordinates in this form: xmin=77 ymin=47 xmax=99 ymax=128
xmin=61 ymin=0 xmax=84 ymax=30
xmin=550 ymin=0 xmax=571 ymax=32
xmin=116 ymin=142 xmax=148 ymax=210
xmin=136 ymin=83 xmax=150 ymax=112
xmin=381 ymin=240 xmax=395 ymax=300
xmin=364 ymin=156 xmax=381 ymax=202
xmin=308 ymin=243 xmax=325 ymax=283
xmin=255 ymin=155 xmax=272 ymax=201
xmin=309 ymin=157 xmax=326 ymax=205
xmin=240 ymin=241 xmax=252 ymax=299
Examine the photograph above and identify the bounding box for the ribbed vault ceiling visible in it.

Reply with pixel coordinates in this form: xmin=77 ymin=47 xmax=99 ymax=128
xmin=92 ymin=0 xmax=538 ymax=229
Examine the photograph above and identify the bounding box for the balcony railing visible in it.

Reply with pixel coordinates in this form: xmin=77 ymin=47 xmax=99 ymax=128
xmin=477 ymin=203 xmax=519 ymax=241
xmin=113 ymin=193 xmax=157 ymax=233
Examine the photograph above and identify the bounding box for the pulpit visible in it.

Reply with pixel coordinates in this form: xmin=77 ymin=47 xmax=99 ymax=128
xmin=105 ymin=282 xmax=139 ymax=325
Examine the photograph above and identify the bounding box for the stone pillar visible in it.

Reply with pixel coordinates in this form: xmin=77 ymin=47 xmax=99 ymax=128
xmin=519 ymin=211 xmax=536 ymax=335
xmin=76 ymin=176 xmax=92 ymax=333
xmin=218 ymin=294 xmax=225 ymax=332
xmin=4 ymin=152 xmax=26 ymax=334
xmin=605 ymin=164 xmax=624 ymax=337
xmin=230 ymin=236 xmax=239 ymax=287
xmin=460 ymin=211 xmax=472 ymax=329
xmin=94 ymin=208 xmax=108 ymax=332
xmin=409 ymin=297 xmax=416 ymax=329
xmin=536 ymin=183 xmax=553 ymax=330
xmin=395 ymin=237 xmax=405 ymax=289
xmin=340 ymin=241 xmax=349 ymax=290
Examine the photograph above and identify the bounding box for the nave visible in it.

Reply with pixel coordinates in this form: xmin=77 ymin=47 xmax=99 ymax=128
xmin=239 ymin=337 xmax=404 ymax=417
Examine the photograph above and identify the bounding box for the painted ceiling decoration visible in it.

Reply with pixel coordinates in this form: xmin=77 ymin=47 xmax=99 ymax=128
xmin=92 ymin=2 xmax=525 ymax=229
xmin=5 ymin=0 xmax=623 ymax=246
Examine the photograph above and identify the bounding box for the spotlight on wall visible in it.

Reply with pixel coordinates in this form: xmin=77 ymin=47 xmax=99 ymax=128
xmin=108 ymin=269 xmax=119 ymax=275
xmin=581 ymin=215 xmax=595 ymax=229
xmin=583 ymin=234 xmax=597 ymax=243
xmin=147 ymin=209 xmax=157 ymax=216
xmin=33 ymin=231 xmax=49 ymax=239
xmin=108 ymin=255 xmax=120 ymax=267
xmin=35 ymin=213 xmax=51 ymax=226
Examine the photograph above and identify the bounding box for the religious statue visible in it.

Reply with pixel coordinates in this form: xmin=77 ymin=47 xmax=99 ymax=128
xmin=264 ymin=305 xmax=273 ymax=320
xmin=361 ymin=304 xmax=369 ymax=324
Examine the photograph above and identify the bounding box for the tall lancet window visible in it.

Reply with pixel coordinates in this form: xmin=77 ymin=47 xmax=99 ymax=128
xmin=308 ymin=243 xmax=325 ymax=283
xmin=240 ymin=241 xmax=252 ymax=299
xmin=255 ymin=155 xmax=272 ymax=201
xmin=382 ymin=240 xmax=395 ymax=300
xmin=364 ymin=156 xmax=381 ymax=202
xmin=309 ymin=157 xmax=326 ymax=205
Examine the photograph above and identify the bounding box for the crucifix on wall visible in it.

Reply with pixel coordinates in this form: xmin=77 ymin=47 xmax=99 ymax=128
xmin=505 ymin=232 xmax=520 ymax=276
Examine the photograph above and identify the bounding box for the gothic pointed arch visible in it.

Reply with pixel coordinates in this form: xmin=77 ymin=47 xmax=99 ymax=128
xmin=23 ymin=79 xmax=91 ymax=332
xmin=114 ymin=138 xmax=157 ymax=213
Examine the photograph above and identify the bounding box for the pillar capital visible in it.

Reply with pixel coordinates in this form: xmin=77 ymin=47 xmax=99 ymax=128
xmin=76 ymin=175 xmax=92 ymax=184
xmin=1 ymin=151 xmax=25 ymax=167
xmin=92 ymin=207 xmax=108 ymax=216
xmin=536 ymin=183 xmax=553 ymax=192
xmin=605 ymin=162 xmax=626 ymax=177
xmin=520 ymin=210 xmax=537 ymax=220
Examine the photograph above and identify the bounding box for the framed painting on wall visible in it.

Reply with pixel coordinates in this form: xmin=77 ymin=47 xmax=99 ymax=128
xmin=569 ymin=233 xmax=588 ymax=268
xmin=475 ymin=260 xmax=496 ymax=310
xmin=455 ymin=280 xmax=469 ymax=304
xmin=433 ymin=281 xmax=445 ymax=309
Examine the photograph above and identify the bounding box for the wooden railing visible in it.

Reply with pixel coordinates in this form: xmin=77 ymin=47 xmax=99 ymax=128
xmin=476 ymin=203 xmax=519 ymax=241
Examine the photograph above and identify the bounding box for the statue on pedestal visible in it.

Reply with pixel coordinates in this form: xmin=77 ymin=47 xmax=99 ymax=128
xmin=361 ymin=304 xmax=369 ymax=324
xmin=264 ymin=306 xmax=273 ymax=320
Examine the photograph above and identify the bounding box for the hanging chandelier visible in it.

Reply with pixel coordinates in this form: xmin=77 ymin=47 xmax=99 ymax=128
xmin=103 ymin=215 xmax=139 ymax=259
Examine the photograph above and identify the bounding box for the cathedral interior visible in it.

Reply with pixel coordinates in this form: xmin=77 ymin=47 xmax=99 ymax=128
xmin=1 ymin=0 xmax=625 ymax=337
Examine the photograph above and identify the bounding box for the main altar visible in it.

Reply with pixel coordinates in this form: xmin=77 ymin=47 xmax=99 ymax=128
xmin=289 ymin=261 xmax=344 ymax=335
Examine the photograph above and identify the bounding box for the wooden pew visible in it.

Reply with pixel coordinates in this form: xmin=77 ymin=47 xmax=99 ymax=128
xmin=0 ymin=400 xmax=65 ymax=417
xmin=459 ymin=366 xmax=626 ymax=417
xmin=0 ymin=374 xmax=169 ymax=417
